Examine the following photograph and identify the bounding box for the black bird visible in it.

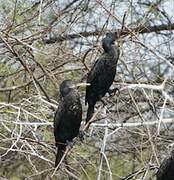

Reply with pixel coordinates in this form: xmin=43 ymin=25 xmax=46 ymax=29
xmin=85 ymin=32 xmax=120 ymax=123
xmin=54 ymin=80 xmax=82 ymax=167
xmin=156 ymin=144 xmax=174 ymax=180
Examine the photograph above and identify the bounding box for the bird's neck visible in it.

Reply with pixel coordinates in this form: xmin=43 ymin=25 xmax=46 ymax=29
xmin=106 ymin=46 xmax=119 ymax=59
xmin=103 ymin=43 xmax=112 ymax=53
xmin=64 ymin=90 xmax=78 ymax=99
xmin=61 ymin=89 xmax=73 ymax=97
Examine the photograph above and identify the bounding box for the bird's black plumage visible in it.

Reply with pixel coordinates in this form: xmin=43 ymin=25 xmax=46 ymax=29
xmin=54 ymin=80 xmax=82 ymax=167
xmin=85 ymin=32 xmax=120 ymax=123
xmin=156 ymin=148 xmax=174 ymax=180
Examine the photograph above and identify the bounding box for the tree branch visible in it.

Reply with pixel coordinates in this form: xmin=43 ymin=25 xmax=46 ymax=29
xmin=43 ymin=23 xmax=174 ymax=44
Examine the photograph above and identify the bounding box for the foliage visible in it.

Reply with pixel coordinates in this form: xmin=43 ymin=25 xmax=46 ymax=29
xmin=0 ymin=0 xmax=174 ymax=179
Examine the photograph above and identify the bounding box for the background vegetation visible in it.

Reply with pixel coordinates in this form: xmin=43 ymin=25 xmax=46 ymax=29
xmin=0 ymin=0 xmax=174 ymax=179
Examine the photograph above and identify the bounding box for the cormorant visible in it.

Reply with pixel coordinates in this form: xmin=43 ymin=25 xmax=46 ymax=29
xmin=85 ymin=32 xmax=120 ymax=123
xmin=156 ymin=144 xmax=174 ymax=180
xmin=54 ymin=80 xmax=82 ymax=167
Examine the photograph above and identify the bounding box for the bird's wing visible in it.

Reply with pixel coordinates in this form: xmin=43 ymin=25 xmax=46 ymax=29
xmin=53 ymin=100 xmax=64 ymax=139
xmin=87 ymin=57 xmax=105 ymax=83
xmin=156 ymin=156 xmax=171 ymax=178
xmin=85 ymin=56 xmax=105 ymax=104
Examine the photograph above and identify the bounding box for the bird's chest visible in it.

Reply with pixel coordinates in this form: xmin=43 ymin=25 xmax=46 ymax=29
xmin=100 ymin=63 xmax=116 ymax=82
xmin=67 ymin=103 xmax=80 ymax=115
xmin=104 ymin=59 xmax=117 ymax=71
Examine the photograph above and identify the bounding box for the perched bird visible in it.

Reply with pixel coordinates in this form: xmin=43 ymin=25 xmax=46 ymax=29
xmin=85 ymin=32 xmax=120 ymax=123
xmin=54 ymin=80 xmax=82 ymax=167
xmin=156 ymin=144 xmax=174 ymax=180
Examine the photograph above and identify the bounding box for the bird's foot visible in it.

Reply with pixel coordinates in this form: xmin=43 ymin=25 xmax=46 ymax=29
xmin=108 ymin=88 xmax=120 ymax=96
xmin=101 ymin=99 xmax=107 ymax=106
xmin=66 ymin=140 xmax=74 ymax=148
xmin=78 ymin=130 xmax=86 ymax=141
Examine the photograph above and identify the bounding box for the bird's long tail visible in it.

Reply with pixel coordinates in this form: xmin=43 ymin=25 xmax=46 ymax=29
xmin=86 ymin=104 xmax=94 ymax=124
xmin=55 ymin=144 xmax=66 ymax=167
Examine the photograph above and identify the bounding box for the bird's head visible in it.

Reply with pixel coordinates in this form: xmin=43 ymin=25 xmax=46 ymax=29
xmin=102 ymin=32 xmax=118 ymax=52
xmin=60 ymin=80 xmax=75 ymax=97
xmin=60 ymin=80 xmax=90 ymax=97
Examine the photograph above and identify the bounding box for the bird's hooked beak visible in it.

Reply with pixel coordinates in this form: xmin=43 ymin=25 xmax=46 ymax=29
xmin=69 ymin=83 xmax=90 ymax=89
xmin=75 ymin=83 xmax=91 ymax=88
